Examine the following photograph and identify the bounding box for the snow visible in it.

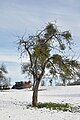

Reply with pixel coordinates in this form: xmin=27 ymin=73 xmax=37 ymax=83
xmin=0 ymin=86 xmax=80 ymax=120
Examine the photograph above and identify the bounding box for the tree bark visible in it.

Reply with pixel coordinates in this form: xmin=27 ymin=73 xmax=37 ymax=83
xmin=32 ymin=80 xmax=40 ymax=107
xmin=32 ymin=66 xmax=45 ymax=107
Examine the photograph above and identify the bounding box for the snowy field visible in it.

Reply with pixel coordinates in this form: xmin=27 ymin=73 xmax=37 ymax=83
xmin=0 ymin=86 xmax=80 ymax=120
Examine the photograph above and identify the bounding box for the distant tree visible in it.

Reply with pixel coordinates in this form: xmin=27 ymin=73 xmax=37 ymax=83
xmin=60 ymin=73 xmax=67 ymax=86
xmin=18 ymin=23 xmax=80 ymax=106
xmin=41 ymin=80 xmax=45 ymax=86
xmin=49 ymin=79 xmax=53 ymax=86
xmin=2 ymin=77 xmax=11 ymax=89
xmin=0 ymin=64 xmax=10 ymax=89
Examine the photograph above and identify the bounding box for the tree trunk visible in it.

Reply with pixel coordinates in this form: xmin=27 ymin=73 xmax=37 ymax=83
xmin=32 ymin=80 xmax=40 ymax=107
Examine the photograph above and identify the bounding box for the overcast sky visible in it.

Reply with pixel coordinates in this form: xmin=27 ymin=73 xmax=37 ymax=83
xmin=0 ymin=0 xmax=80 ymax=84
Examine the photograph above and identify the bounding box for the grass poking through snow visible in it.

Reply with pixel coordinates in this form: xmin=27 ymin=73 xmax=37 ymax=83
xmin=37 ymin=102 xmax=72 ymax=112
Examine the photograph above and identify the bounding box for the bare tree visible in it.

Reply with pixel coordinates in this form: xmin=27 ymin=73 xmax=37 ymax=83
xmin=18 ymin=23 xmax=80 ymax=106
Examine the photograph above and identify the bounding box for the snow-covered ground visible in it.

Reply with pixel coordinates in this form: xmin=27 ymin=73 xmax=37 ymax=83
xmin=0 ymin=86 xmax=80 ymax=120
